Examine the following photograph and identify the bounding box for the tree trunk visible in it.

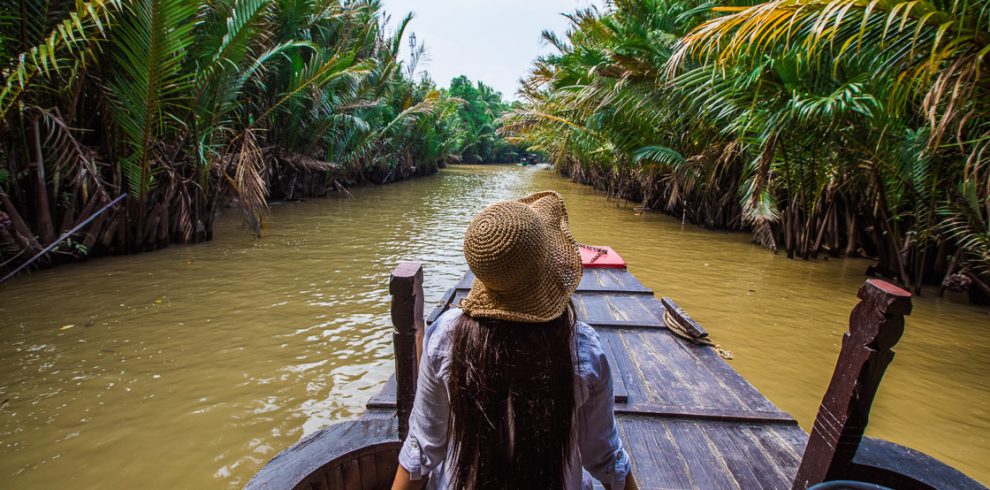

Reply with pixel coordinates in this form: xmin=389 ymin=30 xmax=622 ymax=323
xmin=1 ymin=193 xmax=43 ymax=255
xmin=32 ymin=118 xmax=57 ymax=245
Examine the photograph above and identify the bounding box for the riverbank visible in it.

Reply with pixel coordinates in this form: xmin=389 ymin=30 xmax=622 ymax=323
xmin=0 ymin=160 xmax=439 ymax=283
xmin=557 ymin=161 xmax=990 ymax=304
xmin=1 ymin=165 xmax=986 ymax=488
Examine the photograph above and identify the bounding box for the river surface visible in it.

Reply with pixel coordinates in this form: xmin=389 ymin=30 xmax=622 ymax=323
xmin=1 ymin=165 xmax=988 ymax=488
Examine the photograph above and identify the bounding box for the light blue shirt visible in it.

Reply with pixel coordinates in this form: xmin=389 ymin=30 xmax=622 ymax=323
xmin=398 ymin=308 xmax=631 ymax=489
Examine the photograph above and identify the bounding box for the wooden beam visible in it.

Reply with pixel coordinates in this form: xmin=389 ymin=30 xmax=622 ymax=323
xmin=389 ymin=262 xmax=424 ymax=441
xmin=426 ymin=287 xmax=456 ymax=325
xmin=614 ymin=404 xmax=797 ymax=425
xmin=660 ymin=297 xmax=708 ymax=339
xmin=587 ymin=319 xmax=665 ymax=330
xmin=792 ymin=279 xmax=912 ymax=489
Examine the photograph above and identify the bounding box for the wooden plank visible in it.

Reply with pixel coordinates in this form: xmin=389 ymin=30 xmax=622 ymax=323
xmin=361 ymin=408 xmax=397 ymax=419
xmin=606 ymin=295 xmax=659 ymax=323
xmin=574 ymin=294 xmax=664 ymax=328
xmin=621 ymin=329 xmax=699 ymax=407
xmin=312 ymin=471 xmax=330 ymax=490
xmin=572 ymin=294 xmax=590 ymax=321
xmin=366 ymin=375 xmax=396 ymax=409
xmin=664 ymin=419 xmax=742 ymax=489
xmin=745 ymin=425 xmax=805 ymax=480
xmin=358 ymin=453 xmax=378 ymax=489
xmin=329 ymin=465 xmax=344 ymax=490
xmin=704 ymin=423 xmax=769 ymax=489
xmin=690 ymin=344 xmax=785 ymax=414
xmin=733 ymin=425 xmax=796 ymax=487
xmin=615 ymin=403 xmax=796 ymax=424
xmin=598 ymin=334 xmax=629 ymax=404
xmin=341 ymin=457 xmax=362 ymax=490
xmin=426 ymin=287 xmax=456 ymax=325
xmin=661 ymin=297 xmax=709 ymax=339
xmin=576 ymin=294 xmax=667 ymax=328
xmin=597 ymin=330 xmax=648 ymax=404
xmin=575 ymin=286 xmax=654 ymax=295
xmin=582 ymin=266 xmax=606 ymax=289
xmin=635 ymin=329 xmax=751 ymax=410
xmin=578 ymin=269 xmax=653 ymax=294
xmin=642 ymin=300 xmax=778 ymax=412
xmin=622 ymin=327 xmax=780 ymax=413
xmin=575 ymin=293 xmax=610 ymax=323
xmin=587 ymin=267 xmax=653 ymax=292
xmin=617 ymin=416 xmax=694 ymax=489
xmin=425 ymin=305 xmax=445 ymax=326
xmin=587 ymin=319 xmax=664 ymax=329
xmin=374 ymin=448 xmax=398 ymax=488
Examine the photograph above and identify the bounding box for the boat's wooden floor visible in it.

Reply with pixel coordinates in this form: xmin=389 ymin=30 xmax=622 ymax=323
xmin=365 ymin=267 xmax=809 ymax=489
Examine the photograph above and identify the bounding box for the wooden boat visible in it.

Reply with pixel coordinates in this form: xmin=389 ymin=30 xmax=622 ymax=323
xmin=247 ymin=247 xmax=985 ymax=490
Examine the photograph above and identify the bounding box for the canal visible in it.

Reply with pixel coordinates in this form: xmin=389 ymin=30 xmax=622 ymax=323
xmin=1 ymin=165 xmax=987 ymax=488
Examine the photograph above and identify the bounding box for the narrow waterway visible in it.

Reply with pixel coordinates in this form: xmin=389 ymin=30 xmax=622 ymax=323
xmin=1 ymin=165 xmax=987 ymax=488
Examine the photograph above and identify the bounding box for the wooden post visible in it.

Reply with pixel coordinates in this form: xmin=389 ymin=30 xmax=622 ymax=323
xmin=390 ymin=262 xmax=424 ymax=441
xmin=792 ymin=279 xmax=912 ymax=489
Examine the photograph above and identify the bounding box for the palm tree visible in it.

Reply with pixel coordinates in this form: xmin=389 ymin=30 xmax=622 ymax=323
xmin=504 ymin=0 xmax=990 ymax=299
xmin=0 ymin=0 xmax=458 ymax=274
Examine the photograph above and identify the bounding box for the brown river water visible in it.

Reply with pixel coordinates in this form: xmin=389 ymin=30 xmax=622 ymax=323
xmin=1 ymin=165 xmax=988 ymax=488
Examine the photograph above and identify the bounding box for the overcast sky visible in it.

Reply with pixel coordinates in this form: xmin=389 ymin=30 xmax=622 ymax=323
xmin=383 ymin=0 xmax=600 ymax=100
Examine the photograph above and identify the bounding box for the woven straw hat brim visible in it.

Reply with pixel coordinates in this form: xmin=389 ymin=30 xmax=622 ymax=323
xmin=460 ymin=191 xmax=583 ymax=323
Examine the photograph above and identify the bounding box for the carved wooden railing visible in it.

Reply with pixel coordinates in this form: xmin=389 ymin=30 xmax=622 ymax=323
xmin=793 ymin=279 xmax=912 ymax=488
xmin=794 ymin=279 xmax=983 ymax=490
xmin=389 ymin=261 xmax=424 ymax=440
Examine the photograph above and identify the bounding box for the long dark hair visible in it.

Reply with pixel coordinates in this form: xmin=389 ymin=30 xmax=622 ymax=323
xmin=447 ymin=306 xmax=576 ymax=490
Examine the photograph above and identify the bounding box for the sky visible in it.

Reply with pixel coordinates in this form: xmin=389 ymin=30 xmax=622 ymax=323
xmin=382 ymin=0 xmax=600 ymax=100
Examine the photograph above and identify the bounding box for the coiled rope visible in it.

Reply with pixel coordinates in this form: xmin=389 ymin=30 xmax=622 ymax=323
xmin=662 ymin=308 xmax=734 ymax=360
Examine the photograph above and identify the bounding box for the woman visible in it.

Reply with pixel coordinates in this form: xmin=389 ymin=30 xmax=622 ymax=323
xmin=391 ymin=191 xmax=638 ymax=490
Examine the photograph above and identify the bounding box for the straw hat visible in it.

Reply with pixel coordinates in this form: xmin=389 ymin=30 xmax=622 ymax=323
xmin=459 ymin=191 xmax=583 ymax=323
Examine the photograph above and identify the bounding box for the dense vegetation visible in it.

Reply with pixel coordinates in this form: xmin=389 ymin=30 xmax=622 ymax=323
xmin=505 ymin=0 xmax=990 ymax=299
xmin=0 ymin=0 xmax=518 ymax=276
xmin=445 ymin=75 xmax=522 ymax=163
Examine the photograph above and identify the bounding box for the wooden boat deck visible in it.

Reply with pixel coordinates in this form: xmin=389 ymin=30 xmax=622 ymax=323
xmin=365 ymin=267 xmax=808 ymax=489
xmin=249 ymin=260 xmax=986 ymax=490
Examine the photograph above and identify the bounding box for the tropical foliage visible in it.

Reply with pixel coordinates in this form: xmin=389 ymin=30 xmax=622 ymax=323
xmin=0 ymin=0 xmax=474 ymax=273
xmin=504 ymin=0 xmax=990 ymax=299
xmin=445 ymin=75 xmax=522 ymax=163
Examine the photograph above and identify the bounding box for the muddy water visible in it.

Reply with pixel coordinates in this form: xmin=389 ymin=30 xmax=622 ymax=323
xmin=1 ymin=165 xmax=987 ymax=488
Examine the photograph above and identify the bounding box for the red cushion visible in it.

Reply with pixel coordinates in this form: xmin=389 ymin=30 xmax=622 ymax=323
xmin=579 ymin=245 xmax=626 ymax=268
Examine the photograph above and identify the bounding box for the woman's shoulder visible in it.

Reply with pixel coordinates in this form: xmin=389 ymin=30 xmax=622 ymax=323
xmin=575 ymin=321 xmax=605 ymax=353
xmin=423 ymin=311 xmax=608 ymax=379
xmin=574 ymin=321 xmax=609 ymax=381
xmin=424 ymin=308 xmax=462 ymax=358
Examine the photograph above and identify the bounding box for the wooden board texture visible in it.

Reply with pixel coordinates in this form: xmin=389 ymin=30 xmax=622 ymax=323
xmin=253 ymin=267 xmax=986 ymax=490
xmin=365 ymin=268 xmax=808 ymax=489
